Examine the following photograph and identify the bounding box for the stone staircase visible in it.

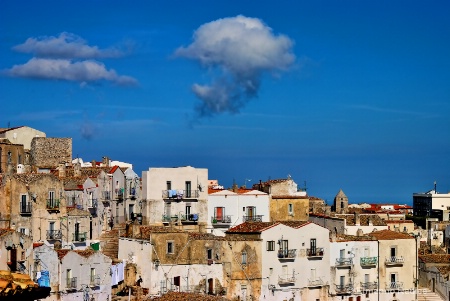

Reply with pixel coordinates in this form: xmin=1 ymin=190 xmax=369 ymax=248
xmin=418 ymin=288 xmax=445 ymax=301
xmin=98 ymin=223 xmax=127 ymax=259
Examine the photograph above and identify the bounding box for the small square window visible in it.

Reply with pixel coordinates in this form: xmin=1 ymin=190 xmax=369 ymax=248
xmin=266 ymin=241 xmax=275 ymax=251
xmin=242 ymin=252 xmax=247 ymax=265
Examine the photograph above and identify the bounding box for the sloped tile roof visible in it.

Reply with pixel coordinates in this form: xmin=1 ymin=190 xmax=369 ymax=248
xmin=0 ymin=228 xmax=14 ymax=238
xmin=419 ymin=254 xmax=450 ymax=264
xmin=226 ymin=222 xmax=278 ymax=233
xmin=369 ymin=229 xmax=414 ymax=240
xmin=277 ymin=221 xmax=311 ymax=228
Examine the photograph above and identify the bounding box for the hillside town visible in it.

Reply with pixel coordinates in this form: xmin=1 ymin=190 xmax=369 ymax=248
xmin=1 ymin=126 xmax=450 ymax=301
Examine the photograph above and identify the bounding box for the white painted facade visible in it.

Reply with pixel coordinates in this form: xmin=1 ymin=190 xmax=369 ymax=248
xmin=259 ymin=222 xmax=330 ymax=301
xmin=0 ymin=126 xmax=46 ymax=150
xmin=141 ymin=166 xmax=208 ymax=228
xmin=208 ymin=189 xmax=270 ymax=236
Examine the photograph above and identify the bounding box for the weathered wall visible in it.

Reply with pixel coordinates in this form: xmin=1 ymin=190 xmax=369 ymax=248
xmin=270 ymin=197 xmax=309 ymax=221
xmin=30 ymin=137 xmax=72 ymax=168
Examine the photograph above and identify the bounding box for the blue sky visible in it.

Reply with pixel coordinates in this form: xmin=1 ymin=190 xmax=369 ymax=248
xmin=1 ymin=1 xmax=449 ymax=205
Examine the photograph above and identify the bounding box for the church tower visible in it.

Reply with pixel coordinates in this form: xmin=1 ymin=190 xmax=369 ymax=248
xmin=333 ymin=189 xmax=348 ymax=213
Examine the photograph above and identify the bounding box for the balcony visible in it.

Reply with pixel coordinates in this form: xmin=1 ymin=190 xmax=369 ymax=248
xmin=335 ymin=257 xmax=353 ymax=268
xmin=386 ymin=282 xmax=403 ymax=290
xmin=102 ymin=191 xmax=111 ymax=201
xmin=46 ymin=230 xmax=62 ymax=240
xmin=72 ymin=232 xmax=87 ymax=242
xmin=162 ymin=189 xmax=200 ymax=200
xmin=46 ymin=199 xmax=60 ymax=212
xmin=90 ymin=275 xmax=100 ymax=287
xmin=87 ymin=199 xmax=98 ymax=209
xmin=130 ymin=188 xmax=137 ymax=200
xmin=306 ymin=247 xmax=324 ymax=259
xmin=360 ymin=281 xmax=378 ymax=291
xmin=243 ymin=215 xmax=263 ymax=222
xmin=308 ymin=278 xmax=325 ymax=287
xmin=385 ymin=256 xmax=404 ymax=266
xmin=115 ymin=190 xmax=124 ymax=201
xmin=162 ymin=215 xmax=177 ymax=223
xmin=211 ymin=215 xmax=232 ymax=227
xmin=360 ymin=256 xmax=377 ymax=267
xmin=67 ymin=277 xmax=77 ymax=289
xmin=278 ymin=275 xmax=296 ymax=285
xmin=335 ymin=284 xmax=353 ymax=295
xmin=180 ymin=214 xmax=199 ymax=223
xmin=277 ymin=249 xmax=297 ymax=261
xmin=20 ymin=202 xmax=32 ymax=215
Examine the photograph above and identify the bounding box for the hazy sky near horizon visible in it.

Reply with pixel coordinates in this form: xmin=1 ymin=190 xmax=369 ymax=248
xmin=1 ymin=1 xmax=449 ymax=205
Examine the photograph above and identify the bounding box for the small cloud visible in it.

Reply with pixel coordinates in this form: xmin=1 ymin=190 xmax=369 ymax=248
xmin=12 ymin=32 xmax=123 ymax=59
xmin=80 ymin=121 xmax=96 ymax=140
xmin=4 ymin=58 xmax=138 ymax=86
xmin=175 ymin=15 xmax=295 ymax=117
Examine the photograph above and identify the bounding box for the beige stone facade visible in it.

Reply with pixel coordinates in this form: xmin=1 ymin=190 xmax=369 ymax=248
xmin=30 ymin=137 xmax=72 ymax=169
xmin=269 ymin=196 xmax=309 ymax=221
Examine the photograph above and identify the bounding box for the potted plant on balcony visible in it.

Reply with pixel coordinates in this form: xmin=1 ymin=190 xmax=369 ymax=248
xmin=212 ymin=218 xmax=217 ymax=224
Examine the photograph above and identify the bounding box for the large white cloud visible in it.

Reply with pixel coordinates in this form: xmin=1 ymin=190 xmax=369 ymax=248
xmin=5 ymin=58 xmax=137 ymax=86
xmin=13 ymin=32 xmax=123 ymax=59
xmin=175 ymin=15 xmax=295 ymax=116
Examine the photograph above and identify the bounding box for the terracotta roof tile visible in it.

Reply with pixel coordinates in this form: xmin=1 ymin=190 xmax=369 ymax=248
xmin=226 ymin=222 xmax=278 ymax=233
xmin=419 ymin=254 xmax=450 ymax=264
xmin=369 ymin=229 xmax=414 ymax=240
xmin=0 ymin=228 xmax=14 ymax=237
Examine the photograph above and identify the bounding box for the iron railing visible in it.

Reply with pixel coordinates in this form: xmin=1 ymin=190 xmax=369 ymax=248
xmin=278 ymin=275 xmax=296 ymax=285
xmin=336 ymin=257 xmax=353 ymax=266
xmin=385 ymin=256 xmax=404 ymax=265
xmin=72 ymin=232 xmax=87 ymax=242
xmin=162 ymin=190 xmax=199 ymax=199
xmin=306 ymin=247 xmax=324 ymax=257
xmin=46 ymin=230 xmax=62 ymax=240
xmin=335 ymin=284 xmax=353 ymax=294
xmin=20 ymin=202 xmax=32 ymax=214
xmin=46 ymin=199 xmax=60 ymax=210
xmin=360 ymin=281 xmax=378 ymax=290
xmin=243 ymin=215 xmax=263 ymax=222
xmin=308 ymin=278 xmax=324 ymax=287
xmin=211 ymin=215 xmax=232 ymax=224
xmin=277 ymin=249 xmax=297 ymax=259
xmin=67 ymin=277 xmax=77 ymax=289
xmin=360 ymin=256 xmax=377 ymax=266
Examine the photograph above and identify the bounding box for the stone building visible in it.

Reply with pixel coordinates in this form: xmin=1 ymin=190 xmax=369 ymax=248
xmin=30 ymin=137 xmax=72 ymax=172
xmin=0 ymin=126 xmax=46 ymax=151
xmin=0 ymin=138 xmax=26 ymax=174
xmin=332 ymin=189 xmax=349 ymax=213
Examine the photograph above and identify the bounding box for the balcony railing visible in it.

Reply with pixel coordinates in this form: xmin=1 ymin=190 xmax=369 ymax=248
xmin=115 ymin=189 xmax=124 ymax=201
xmin=102 ymin=191 xmax=111 ymax=201
xmin=162 ymin=215 xmax=177 ymax=223
xmin=360 ymin=281 xmax=378 ymax=290
xmin=336 ymin=257 xmax=353 ymax=267
xmin=67 ymin=277 xmax=77 ymax=289
xmin=360 ymin=256 xmax=377 ymax=267
xmin=130 ymin=188 xmax=137 ymax=200
xmin=162 ymin=190 xmax=200 ymax=199
xmin=278 ymin=275 xmax=296 ymax=285
xmin=46 ymin=199 xmax=60 ymax=211
xmin=72 ymin=232 xmax=87 ymax=242
xmin=46 ymin=230 xmax=62 ymax=240
xmin=306 ymin=248 xmax=324 ymax=258
xmin=211 ymin=215 xmax=232 ymax=224
xmin=385 ymin=256 xmax=404 ymax=266
xmin=243 ymin=215 xmax=263 ymax=222
xmin=20 ymin=202 xmax=32 ymax=215
xmin=180 ymin=214 xmax=199 ymax=222
xmin=277 ymin=249 xmax=297 ymax=260
xmin=87 ymin=199 xmax=98 ymax=208
xmin=90 ymin=275 xmax=100 ymax=287
xmin=335 ymin=284 xmax=353 ymax=294
xmin=308 ymin=278 xmax=324 ymax=287
xmin=386 ymin=282 xmax=403 ymax=290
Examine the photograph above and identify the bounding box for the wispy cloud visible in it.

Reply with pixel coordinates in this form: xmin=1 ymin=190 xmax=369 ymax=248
xmin=12 ymin=32 xmax=124 ymax=59
xmin=175 ymin=15 xmax=295 ymax=117
xmin=3 ymin=32 xmax=138 ymax=86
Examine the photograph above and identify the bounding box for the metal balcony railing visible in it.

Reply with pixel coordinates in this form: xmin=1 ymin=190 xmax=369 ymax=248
xmin=385 ymin=256 xmax=404 ymax=265
xmin=102 ymin=191 xmax=111 ymax=200
xmin=277 ymin=249 xmax=297 ymax=259
xmin=308 ymin=278 xmax=324 ymax=287
xmin=306 ymin=247 xmax=324 ymax=257
xmin=360 ymin=256 xmax=377 ymax=266
xmin=90 ymin=275 xmax=100 ymax=286
xmin=162 ymin=190 xmax=199 ymax=199
xmin=335 ymin=284 xmax=353 ymax=294
xmin=336 ymin=257 xmax=353 ymax=267
xmin=278 ymin=275 xmax=296 ymax=285
xmin=46 ymin=199 xmax=60 ymax=210
xmin=211 ymin=215 xmax=232 ymax=224
xmin=242 ymin=215 xmax=263 ymax=222
xmin=20 ymin=202 xmax=32 ymax=214
xmin=72 ymin=232 xmax=87 ymax=242
xmin=87 ymin=199 xmax=98 ymax=208
xmin=67 ymin=277 xmax=77 ymax=289
xmin=162 ymin=215 xmax=176 ymax=223
xmin=386 ymin=282 xmax=403 ymax=290
xmin=360 ymin=281 xmax=378 ymax=290
xmin=46 ymin=230 xmax=62 ymax=240
xmin=180 ymin=214 xmax=199 ymax=222
xmin=116 ymin=189 xmax=124 ymax=200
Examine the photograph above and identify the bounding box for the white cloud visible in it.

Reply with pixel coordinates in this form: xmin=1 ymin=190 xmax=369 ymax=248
xmin=175 ymin=15 xmax=295 ymax=116
xmin=13 ymin=32 xmax=123 ymax=59
xmin=5 ymin=58 xmax=138 ymax=86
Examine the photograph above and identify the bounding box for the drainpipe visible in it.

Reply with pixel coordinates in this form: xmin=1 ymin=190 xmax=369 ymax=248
xmin=377 ymin=240 xmax=380 ymax=301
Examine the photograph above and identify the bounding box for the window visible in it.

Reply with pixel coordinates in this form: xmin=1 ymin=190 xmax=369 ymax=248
xmin=241 ymin=251 xmax=247 ymax=265
xmin=340 ymin=275 xmax=345 ymax=286
xmin=167 ymin=241 xmax=174 ymax=254
xmin=269 ymin=268 xmax=273 ymax=275
xmin=214 ymin=207 xmax=224 ymax=221
xmin=266 ymin=241 xmax=275 ymax=251
xmin=288 ymin=203 xmax=293 ymax=215
xmin=390 ymin=246 xmax=397 ymax=257
xmin=66 ymin=269 xmax=72 ymax=287
xmin=281 ymin=240 xmax=288 ymax=252
xmin=185 ymin=205 xmax=191 ymax=216
xmin=185 ymin=181 xmax=191 ymax=198
xmin=207 ymin=249 xmax=212 ymax=260
xmin=166 ymin=181 xmax=171 ymax=190
xmin=90 ymin=268 xmax=96 ymax=284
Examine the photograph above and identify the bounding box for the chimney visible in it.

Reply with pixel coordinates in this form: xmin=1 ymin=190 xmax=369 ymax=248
xmin=91 ymin=160 xmax=96 ymax=168
xmin=356 ymin=228 xmax=363 ymax=237
xmin=74 ymin=162 xmax=81 ymax=177
xmin=58 ymin=163 xmax=66 ymax=178
xmin=355 ymin=212 xmax=360 ymax=226
xmin=102 ymin=156 xmax=110 ymax=167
